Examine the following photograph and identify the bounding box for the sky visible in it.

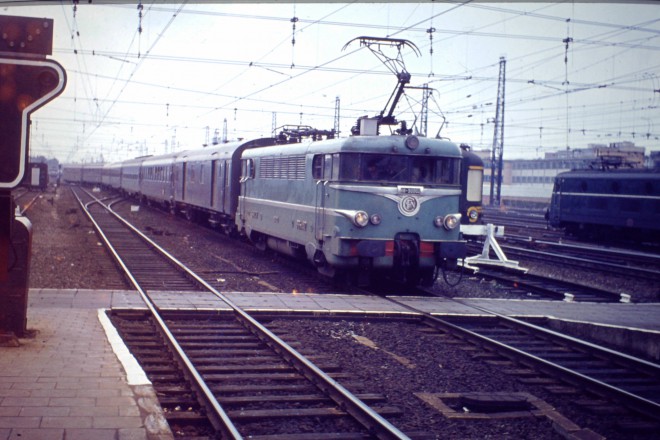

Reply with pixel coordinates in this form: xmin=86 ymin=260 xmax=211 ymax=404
xmin=2 ymin=1 xmax=659 ymax=163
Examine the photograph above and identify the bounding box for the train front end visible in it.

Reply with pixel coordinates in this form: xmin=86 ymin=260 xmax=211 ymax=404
xmin=312 ymin=135 xmax=466 ymax=285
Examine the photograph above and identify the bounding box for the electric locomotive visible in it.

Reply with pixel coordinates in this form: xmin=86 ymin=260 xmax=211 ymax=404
xmin=237 ymin=130 xmax=467 ymax=286
xmin=548 ymin=168 xmax=660 ymax=242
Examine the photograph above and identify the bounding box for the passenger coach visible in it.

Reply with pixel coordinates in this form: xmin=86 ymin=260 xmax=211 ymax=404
xmin=237 ymin=134 xmax=467 ymax=285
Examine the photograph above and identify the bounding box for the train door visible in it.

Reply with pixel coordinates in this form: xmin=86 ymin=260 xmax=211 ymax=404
xmin=173 ymin=162 xmax=185 ymax=202
xmin=182 ymin=162 xmax=189 ymax=202
xmin=314 ymin=154 xmax=331 ymax=241
xmin=167 ymin=165 xmax=174 ymax=204
xmin=220 ymin=160 xmax=229 ymax=216
xmin=211 ymin=160 xmax=227 ymax=213
xmin=238 ymin=158 xmax=254 ymax=223
xmin=219 ymin=161 xmax=227 ymax=213
xmin=210 ymin=160 xmax=217 ymax=208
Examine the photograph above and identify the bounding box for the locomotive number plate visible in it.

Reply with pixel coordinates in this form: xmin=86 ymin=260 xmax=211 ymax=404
xmin=398 ymin=186 xmax=422 ymax=195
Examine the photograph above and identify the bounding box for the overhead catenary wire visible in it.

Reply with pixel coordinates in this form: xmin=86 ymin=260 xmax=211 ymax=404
xmin=20 ymin=2 xmax=660 ymax=162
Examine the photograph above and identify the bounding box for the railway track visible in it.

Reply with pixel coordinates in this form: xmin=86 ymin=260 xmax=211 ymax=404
xmin=71 ymin=186 xmax=415 ymax=439
xmin=482 ymin=210 xmax=550 ymax=231
xmin=467 ymin=266 xmax=630 ymax=303
xmin=380 ymin=295 xmax=660 ymax=424
xmin=483 ymin=207 xmax=660 ymax=253
xmin=73 ymin=188 xmax=201 ymax=292
xmin=496 ymin=242 xmax=660 ymax=282
xmin=480 ymin=208 xmax=659 ymax=277
xmin=12 ymin=188 xmax=41 ymax=215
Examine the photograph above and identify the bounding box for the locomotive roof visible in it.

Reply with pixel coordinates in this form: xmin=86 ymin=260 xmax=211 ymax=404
xmin=241 ymin=135 xmax=463 ymax=158
xmin=556 ymin=168 xmax=660 ymax=180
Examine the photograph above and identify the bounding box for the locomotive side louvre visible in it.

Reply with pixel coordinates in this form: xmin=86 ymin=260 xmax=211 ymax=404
xmin=237 ymin=135 xmax=467 ymax=285
xmin=549 ymin=169 xmax=660 ymax=240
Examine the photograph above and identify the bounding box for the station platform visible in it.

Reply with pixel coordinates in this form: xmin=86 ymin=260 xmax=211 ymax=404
xmin=1 ymin=288 xmax=659 ymax=440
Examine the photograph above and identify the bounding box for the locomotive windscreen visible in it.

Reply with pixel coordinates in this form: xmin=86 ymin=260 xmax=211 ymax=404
xmin=317 ymin=153 xmax=460 ymax=185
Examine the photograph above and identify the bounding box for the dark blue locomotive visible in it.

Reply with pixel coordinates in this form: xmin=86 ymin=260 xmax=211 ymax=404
xmin=548 ymin=168 xmax=660 ymax=242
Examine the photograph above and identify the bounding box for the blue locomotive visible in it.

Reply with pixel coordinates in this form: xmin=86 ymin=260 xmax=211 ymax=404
xmin=548 ymin=168 xmax=660 ymax=242
xmin=238 ymin=133 xmax=468 ymax=285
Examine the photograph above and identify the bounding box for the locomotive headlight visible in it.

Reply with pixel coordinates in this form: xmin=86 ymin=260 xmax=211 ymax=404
xmin=467 ymin=207 xmax=479 ymax=223
xmin=354 ymin=211 xmax=369 ymax=228
xmin=443 ymin=214 xmax=462 ymax=230
xmin=370 ymin=213 xmax=382 ymax=225
xmin=433 ymin=216 xmax=444 ymax=228
xmin=405 ymin=135 xmax=420 ymax=150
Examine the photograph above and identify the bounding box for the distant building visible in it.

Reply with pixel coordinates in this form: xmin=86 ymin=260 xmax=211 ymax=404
xmin=478 ymin=142 xmax=648 ymax=208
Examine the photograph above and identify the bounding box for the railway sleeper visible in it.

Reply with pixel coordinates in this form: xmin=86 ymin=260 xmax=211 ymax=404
xmin=192 ymin=355 xmax=283 ymax=364
xmin=225 ymin=405 xmax=402 ymax=421
xmin=214 ymin=393 xmax=387 ymax=406
xmin=197 ymin=363 xmax=342 ymax=374
xmin=210 ymin=384 xmax=318 ymax=394
xmin=202 ymin=372 xmax=353 ymax=381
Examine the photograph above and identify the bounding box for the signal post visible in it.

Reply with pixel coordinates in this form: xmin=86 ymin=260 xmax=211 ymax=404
xmin=0 ymin=15 xmax=66 ymax=337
